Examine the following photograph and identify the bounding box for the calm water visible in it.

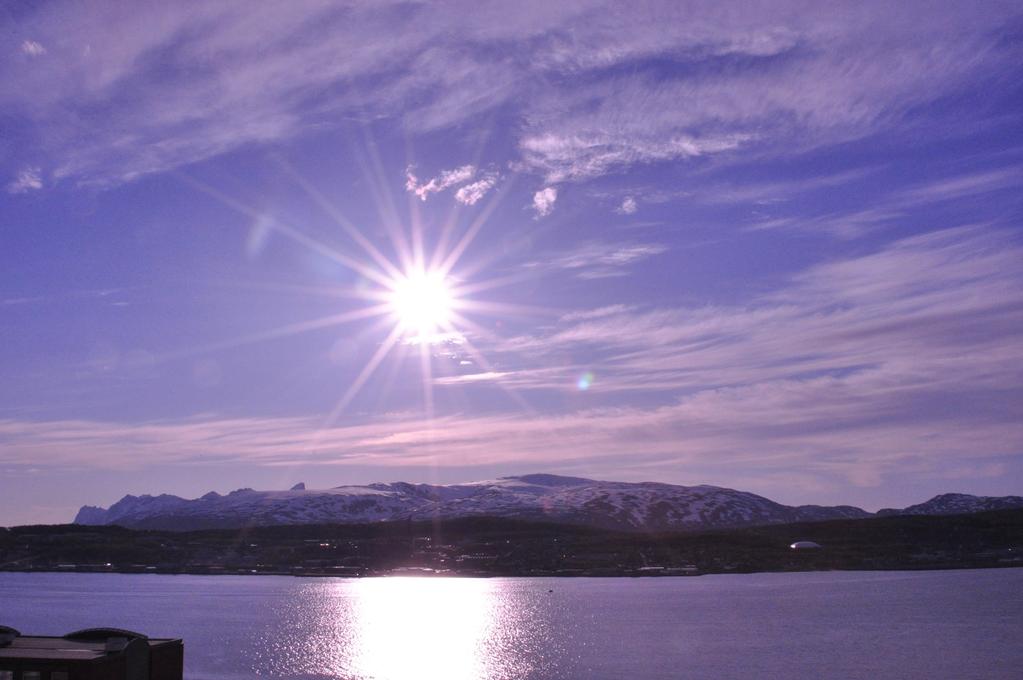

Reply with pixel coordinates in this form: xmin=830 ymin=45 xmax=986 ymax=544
xmin=1 ymin=570 xmax=1021 ymax=679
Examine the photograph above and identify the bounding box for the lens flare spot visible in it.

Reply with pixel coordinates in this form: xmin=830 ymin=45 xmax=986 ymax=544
xmin=577 ymin=371 xmax=595 ymax=391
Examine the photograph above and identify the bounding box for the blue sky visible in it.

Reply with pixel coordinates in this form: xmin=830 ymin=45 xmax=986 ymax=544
xmin=1 ymin=1 xmax=1022 ymax=525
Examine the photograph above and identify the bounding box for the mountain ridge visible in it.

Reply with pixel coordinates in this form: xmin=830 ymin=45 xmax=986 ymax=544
xmin=73 ymin=474 xmax=1023 ymax=532
xmin=877 ymin=492 xmax=1023 ymax=517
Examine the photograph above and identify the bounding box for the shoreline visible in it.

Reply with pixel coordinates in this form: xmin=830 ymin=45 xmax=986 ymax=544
xmin=2 ymin=562 xmax=1020 ymax=579
xmin=4 ymin=512 xmax=1021 ymax=579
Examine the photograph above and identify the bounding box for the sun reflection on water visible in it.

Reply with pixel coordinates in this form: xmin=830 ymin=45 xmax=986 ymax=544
xmin=259 ymin=577 xmax=547 ymax=680
xmin=349 ymin=577 xmax=497 ymax=680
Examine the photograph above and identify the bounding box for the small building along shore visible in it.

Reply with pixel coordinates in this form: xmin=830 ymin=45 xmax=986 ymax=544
xmin=0 ymin=626 xmax=182 ymax=680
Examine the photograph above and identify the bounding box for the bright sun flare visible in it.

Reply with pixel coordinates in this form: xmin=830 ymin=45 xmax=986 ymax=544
xmin=388 ymin=268 xmax=454 ymax=338
xmin=187 ymin=164 xmax=530 ymax=422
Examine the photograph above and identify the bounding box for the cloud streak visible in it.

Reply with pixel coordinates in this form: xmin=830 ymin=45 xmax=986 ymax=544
xmin=747 ymin=167 xmax=1023 ymax=236
xmin=524 ymin=241 xmax=667 ymax=279
xmin=501 ymin=226 xmax=1023 ymax=391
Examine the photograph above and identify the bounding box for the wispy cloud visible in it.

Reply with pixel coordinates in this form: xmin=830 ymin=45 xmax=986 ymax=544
xmin=1 ymin=296 xmax=48 ymax=306
xmin=7 ymin=167 xmax=42 ymax=194
xmin=3 ymin=2 xmax=1016 ymax=187
xmin=616 ymin=196 xmax=638 ymax=214
xmin=896 ymin=167 xmax=1021 ymax=205
xmin=433 ymin=371 xmax=510 ymax=385
xmin=501 ymin=226 xmax=1023 ymax=391
xmin=748 ymin=167 xmax=1022 ymax=236
xmin=20 ymin=40 xmax=46 ymax=57
xmin=3 ymin=377 xmax=1018 ymax=505
xmin=515 ymin=6 xmax=1019 ymax=182
xmin=698 ymin=167 xmax=878 ymax=206
xmin=532 ymin=186 xmax=557 ymax=217
xmin=561 ymin=304 xmax=635 ymax=322
xmin=525 ymin=241 xmax=667 ymax=279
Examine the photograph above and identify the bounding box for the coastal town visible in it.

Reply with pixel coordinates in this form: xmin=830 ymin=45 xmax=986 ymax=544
xmin=2 ymin=511 xmax=1020 ymax=578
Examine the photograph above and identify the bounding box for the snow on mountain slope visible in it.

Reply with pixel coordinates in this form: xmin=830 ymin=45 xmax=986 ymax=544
xmin=876 ymin=493 xmax=1023 ymax=517
xmin=76 ymin=485 xmax=414 ymax=530
xmin=73 ymin=474 xmax=875 ymax=532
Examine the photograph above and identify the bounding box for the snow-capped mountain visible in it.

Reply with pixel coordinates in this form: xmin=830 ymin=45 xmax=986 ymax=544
xmin=74 ymin=474 xmax=872 ymax=532
xmin=877 ymin=493 xmax=1023 ymax=517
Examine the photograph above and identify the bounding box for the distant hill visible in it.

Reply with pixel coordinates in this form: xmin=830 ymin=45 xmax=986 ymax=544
xmin=73 ymin=474 xmax=1022 ymax=533
xmin=878 ymin=493 xmax=1023 ymax=517
xmin=76 ymin=473 xmax=873 ymax=532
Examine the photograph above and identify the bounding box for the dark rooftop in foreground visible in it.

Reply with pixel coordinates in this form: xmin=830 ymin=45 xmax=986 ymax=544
xmin=0 ymin=626 xmax=182 ymax=680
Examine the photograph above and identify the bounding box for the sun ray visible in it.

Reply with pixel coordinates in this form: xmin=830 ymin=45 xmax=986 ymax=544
xmin=273 ymin=155 xmax=406 ymax=282
xmin=430 ymin=201 xmax=466 ymax=279
xmin=448 ymin=271 xmax=540 ymax=298
xmin=423 ymin=118 xmax=498 ymax=275
xmin=355 ymin=127 xmax=413 ymax=273
xmin=442 ymin=208 xmax=551 ymax=284
xmin=418 ymin=338 xmax=435 ymax=420
xmin=157 ymin=304 xmax=392 ymax=362
xmin=371 ymin=337 xmax=412 ymax=413
xmin=177 ymin=172 xmax=394 ymax=288
xmin=320 ymin=322 xmax=405 ymax=428
xmin=210 ymin=279 xmax=394 ymax=303
xmin=407 ymin=174 xmax=427 ymax=273
xmin=452 ymin=298 xmax=555 ymax=319
xmin=437 ymin=175 xmax=515 ymax=276
xmin=443 ymin=310 xmax=504 ymax=344
xmin=436 ymin=316 xmax=535 ymax=414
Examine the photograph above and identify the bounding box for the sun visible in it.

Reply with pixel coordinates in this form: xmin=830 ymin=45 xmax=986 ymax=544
xmin=388 ymin=268 xmax=454 ymax=339
xmin=183 ymin=156 xmax=536 ymax=422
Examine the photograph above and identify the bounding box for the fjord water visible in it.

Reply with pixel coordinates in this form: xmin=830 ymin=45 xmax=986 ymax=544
xmin=2 ymin=570 xmax=1020 ymax=679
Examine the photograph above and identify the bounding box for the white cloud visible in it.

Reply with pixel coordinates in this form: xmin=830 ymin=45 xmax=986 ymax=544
xmin=454 ymin=171 xmax=499 ymax=205
xmin=405 ymin=164 xmax=477 ymax=201
xmin=7 ymin=167 xmax=42 ymax=194
xmin=520 ymin=130 xmax=748 ymax=183
xmin=404 ymin=164 xmax=498 ymax=205
xmin=20 ymin=40 xmax=46 ymax=56
xmin=532 ymin=186 xmax=557 ymax=217
xmin=617 ymin=196 xmax=637 ymax=214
